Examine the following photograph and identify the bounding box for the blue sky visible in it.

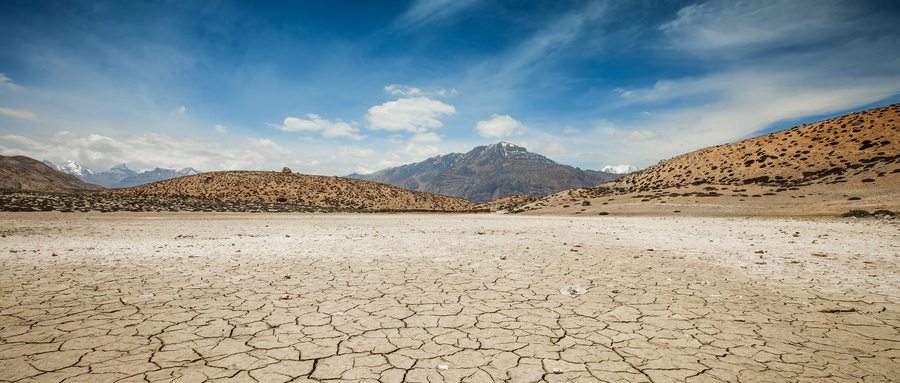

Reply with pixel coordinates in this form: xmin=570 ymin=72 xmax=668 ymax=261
xmin=1 ymin=0 xmax=899 ymax=175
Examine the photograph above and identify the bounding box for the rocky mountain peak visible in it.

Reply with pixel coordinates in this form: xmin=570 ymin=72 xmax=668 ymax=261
xmin=349 ymin=141 xmax=622 ymax=203
xmin=466 ymin=141 xmax=557 ymax=167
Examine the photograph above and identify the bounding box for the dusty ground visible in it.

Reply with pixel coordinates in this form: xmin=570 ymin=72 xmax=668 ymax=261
xmin=1 ymin=212 xmax=899 ymax=382
xmin=525 ymin=182 xmax=900 ymax=217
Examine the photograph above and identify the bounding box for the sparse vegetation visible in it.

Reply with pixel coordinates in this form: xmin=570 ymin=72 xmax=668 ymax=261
xmin=843 ymin=210 xmax=871 ymax=217
xmin=3 ymin=189 xmax=385 ymax=213
xmin=841 ymin=209 xmax=896 ymax=218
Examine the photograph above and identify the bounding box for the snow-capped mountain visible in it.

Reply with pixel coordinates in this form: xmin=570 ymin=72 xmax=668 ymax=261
xmin=41 ymin=161 xmax=202 ymax=188
xmin=112 ymin=167 xmax=203 ymax=188
xmin=601 ymin=164 xmax=638 ymax=174
xmin=43 ymin=160 xmax=95 ymax=177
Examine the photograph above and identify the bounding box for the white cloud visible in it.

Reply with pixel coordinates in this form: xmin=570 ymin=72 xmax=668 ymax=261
xmin=280 ymin=114 xmax=365 ymax=140
xmin=411 ymin=132 xmax=442 ymax=143
xmin=377 ymin=143 xmax=442 ymax=168
xmin=248 ymin=137 xmax=291 ymax=155
xmin=0 ymin=74 xmax=23 ymax=91
xmin=540 ymin=138 xmax=569 ymax=155
xmin=562 ymin=127 xmax=579 ymax=134
xmin=365 ymin=97 xmax=456 ymax=133
xmin=215 ymin=124 xmax=228 ymax=134
xmin=0 ymin=131 xmax=270 ymax=172
xmin=173 ymin=106 xmax=186 ymax=115
xmin=0 ymin=107 xmax=41 ymax=121
xmin=475 ymin=114 xmax=526 ymax=138
xmin=613 ymin=129 xmax=661 ymax=141
xmin=338 ymin=146 xmax=376 ymax=158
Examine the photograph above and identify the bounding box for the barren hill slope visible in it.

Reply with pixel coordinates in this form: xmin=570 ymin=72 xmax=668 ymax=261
xmin=608 ymin=103 xmax=900 ymax=192
xmin=521 ymin=103 xmax=900 ymax=215
xmin=0 ymin=155 xmax=105 ymax=193
xmin=103 ymin=171 xmax=473 ymax=211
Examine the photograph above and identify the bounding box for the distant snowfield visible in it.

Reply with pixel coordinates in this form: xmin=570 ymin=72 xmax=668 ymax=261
xmin=1 ymin=213 xmax=897 ymax=382
xmin=601 ymin=164 xmax=638 ymax=174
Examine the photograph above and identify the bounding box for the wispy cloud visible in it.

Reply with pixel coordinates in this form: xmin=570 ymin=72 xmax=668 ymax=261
xmin=411 ymin=132 xmax=443 ymax=143
xmin=0 ymin=73 xmax=23 ymax=91
xmin=248 ymin=137 xmax=291 ymax=156
xmin=659 ymin=0 xmax=863 ymax=57
xmin=279 ymin=114 xmax=365 ymax=140
xmin=0 ymin=107 xmax=41 ymax=121
xmin=394 ymin=0 xmax=480 ymax=29
xmin=385 ymin=84 xmax=456 ymax=98
xmin=501 ymin=1 xmax=609 ymax=74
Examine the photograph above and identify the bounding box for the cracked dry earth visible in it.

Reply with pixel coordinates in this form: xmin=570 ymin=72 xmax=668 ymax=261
xmin=1 ymin=213 xmax=899 ymax=382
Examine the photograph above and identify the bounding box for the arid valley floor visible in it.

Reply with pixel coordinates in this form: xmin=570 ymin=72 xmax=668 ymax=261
xmin=1 ymin=213 xmax=898 ymax=382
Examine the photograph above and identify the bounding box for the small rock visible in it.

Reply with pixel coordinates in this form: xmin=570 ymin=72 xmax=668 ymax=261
xmin=282 ymin=167 xmax=292 ymax=174
xmin=819 ymin=307 xmax=856 ymax=313
xmin=280 ymin=294 xmax=291 ymax=300
xmin=560 ymin=285 xmax=587 ymax=296
xmin=552 ymin=368 xmax=563 ymax=374
xmin=499 ymin=255 xmax=507 ymax=260
xmin=437 ymin=365 xmax=449 ymax=370
xmin=284 ymin=275 xmax=291 ymax=279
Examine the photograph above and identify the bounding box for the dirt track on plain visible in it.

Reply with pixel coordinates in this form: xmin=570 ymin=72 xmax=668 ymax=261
xmin=1 ymin=212 xmax=898 ymax=382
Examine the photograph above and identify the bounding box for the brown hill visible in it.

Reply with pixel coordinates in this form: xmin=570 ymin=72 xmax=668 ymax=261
xmin=0 ymin=155 xmax=105 ymax=193
xmin=102 ymin=171 xmax=473 ymax=212
xmin=520 ymin=103 xmax=900 ymax=216
xmin=608 ymin=103 xmax=900 ymax=192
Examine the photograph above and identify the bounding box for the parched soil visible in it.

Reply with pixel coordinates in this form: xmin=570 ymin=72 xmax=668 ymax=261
xmin=1 ymin=213 xmax=898 ymax=382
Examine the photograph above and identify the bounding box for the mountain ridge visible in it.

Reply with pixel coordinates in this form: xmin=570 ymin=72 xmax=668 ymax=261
xmin=43 ymin=160 xmax=202 ymax=188
xmin=349 ymin=141 xmax=623 ymax=203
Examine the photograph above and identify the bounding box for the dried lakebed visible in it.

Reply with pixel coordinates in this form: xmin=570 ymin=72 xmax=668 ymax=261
xmin=1 ymin=213 xmax=898 ymax=382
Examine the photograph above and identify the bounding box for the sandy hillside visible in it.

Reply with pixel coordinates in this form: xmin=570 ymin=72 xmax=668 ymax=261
xmin=0 ymin=213 xmax=897 ymax=382
xmin=103 ymin=171 xmax=473 ymax=212
xmin=520 ymin=103 xmax=900 ymax=216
